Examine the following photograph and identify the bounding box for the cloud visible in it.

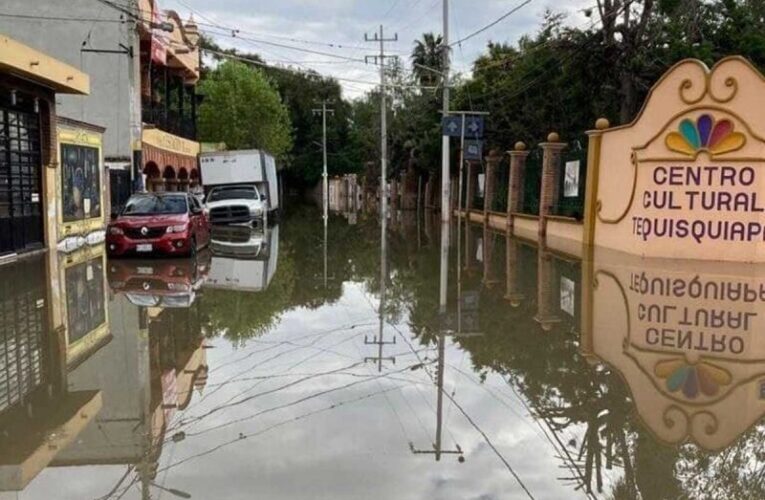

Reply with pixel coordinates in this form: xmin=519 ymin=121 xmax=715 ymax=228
xmin=165 ymin=0 xmax=594 ymax=99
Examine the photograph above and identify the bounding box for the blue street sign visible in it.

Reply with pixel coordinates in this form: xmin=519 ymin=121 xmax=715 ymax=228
xmin=442 ymin=115 xmax=484 ymax=138
xmin=464 ymin=139 xmax=483 ymax=161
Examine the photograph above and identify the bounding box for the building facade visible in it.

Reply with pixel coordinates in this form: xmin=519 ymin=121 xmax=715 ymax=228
xmin=1 ymin=0 xmax=202 ymax=211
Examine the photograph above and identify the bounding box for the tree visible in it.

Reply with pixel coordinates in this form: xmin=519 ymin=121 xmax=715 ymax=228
xmin=264 ymin=69 xmax=359 ymax=187
xmin=411 ymin=32 xmax=444 ymax=87
xmin=198 ymin=60 xmax=293 ymax=158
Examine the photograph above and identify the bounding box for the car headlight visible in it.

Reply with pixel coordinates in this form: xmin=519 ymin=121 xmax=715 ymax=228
xmin=249 ymin=206 xmax=263 ymax=216
xmin=108 ymin=226 xmax=124 ymax=235
xmin=166 ymin=224 xmax=188 ymax=234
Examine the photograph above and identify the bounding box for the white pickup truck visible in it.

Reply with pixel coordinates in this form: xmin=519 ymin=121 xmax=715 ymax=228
xmin=205 ymin=225 xmax=279 ymax=293
xmin=200 ymin=149 xmax=279 ymax=226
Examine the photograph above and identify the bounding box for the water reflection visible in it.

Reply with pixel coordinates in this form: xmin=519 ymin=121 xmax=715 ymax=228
xmin=206 ymin=225 xmax=279 ymax=292
xmin=0 ymin=207 xmax=764 ymax=499
xmin=108 ymin=253 xmax=210 ymax=308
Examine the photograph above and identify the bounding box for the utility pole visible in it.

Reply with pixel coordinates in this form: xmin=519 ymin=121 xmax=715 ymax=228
xmin=440 ymin=0 xmax=451 ymax=222
xmin=364 ymin=25 xmax=398 ymax=217
xmin=364 ymin=26 xmax=398 ymax=372
xmin=312 ymin=100 xmax=334 ymax=222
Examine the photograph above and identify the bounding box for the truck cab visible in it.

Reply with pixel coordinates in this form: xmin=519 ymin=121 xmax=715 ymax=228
xmin=205 ymin=184 xmax=267 ymax=226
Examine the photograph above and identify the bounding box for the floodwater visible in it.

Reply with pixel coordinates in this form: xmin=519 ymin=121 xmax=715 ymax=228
xmin=1 ymin=206 xmax=764 ymax=500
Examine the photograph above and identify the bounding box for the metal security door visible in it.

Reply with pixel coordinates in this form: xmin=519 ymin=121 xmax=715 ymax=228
xmin=0 ymin=107 xmax=43 ymax=256
xmin=0 ymin=256 xmax=47 ymax=415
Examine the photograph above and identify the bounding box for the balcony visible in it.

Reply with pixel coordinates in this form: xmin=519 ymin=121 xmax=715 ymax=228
xmin=141 ymin=101 xmax=196 ymax=141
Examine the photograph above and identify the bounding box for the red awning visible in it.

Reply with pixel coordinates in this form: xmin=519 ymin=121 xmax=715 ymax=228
xmin=142 ymin=142 xmax=197 ymax=177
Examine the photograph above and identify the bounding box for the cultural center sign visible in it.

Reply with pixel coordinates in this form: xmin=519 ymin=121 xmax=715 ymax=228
xmin=583 ymin=250 xmax=765 ymax=450
xmin=586 ymin=57 xmax=765 ymax=262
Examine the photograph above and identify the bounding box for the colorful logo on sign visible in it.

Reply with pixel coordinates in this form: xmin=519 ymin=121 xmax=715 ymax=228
xmin=654 ymin=358 xmax=732 ymax=399
xmin=665 ymin=114 xmax=746 ymax=157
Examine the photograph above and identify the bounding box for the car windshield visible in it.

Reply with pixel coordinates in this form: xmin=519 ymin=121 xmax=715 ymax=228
xmin=122 ymin=195 xmax=188 ymax=215
xmin=208 ymin=187 xmax=258 ymax=202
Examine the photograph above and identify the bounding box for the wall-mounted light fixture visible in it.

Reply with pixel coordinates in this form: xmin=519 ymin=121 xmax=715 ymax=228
xmin=33 ymin=97 xmax=39 ymax=114
xmin=10 ymin=90 xmax=17 ymax=106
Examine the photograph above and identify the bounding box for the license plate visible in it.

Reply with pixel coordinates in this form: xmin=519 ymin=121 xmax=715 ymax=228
xmin=136 ymin=244 xmax=153 ymax=253
xmin=137 ymin=266 xmax=154 ymax=275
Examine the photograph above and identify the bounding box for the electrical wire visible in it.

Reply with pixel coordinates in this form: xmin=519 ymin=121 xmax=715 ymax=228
xmin=449 ymin=0 xmax=534 ymax=47
xmin=0 ymin=12 xmax=125 ymax=23
xmin=204 ymin=47 xmax=440 ymax=90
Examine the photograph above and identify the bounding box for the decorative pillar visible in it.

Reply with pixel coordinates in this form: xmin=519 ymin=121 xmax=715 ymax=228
xmin=533 ymin=249 xmax=561 ymax=331
xmin=483 ymin=149 xmax=502 ymax=221
xmin=583 ymin=118 xmax=610 ymax=253
xmin=504 ymin=233 xmax=524 ymax=306
xmin=538 ymin=132 xmax=567 ymax=238
xmin=507 ymin=141 xmax=529 ymax=232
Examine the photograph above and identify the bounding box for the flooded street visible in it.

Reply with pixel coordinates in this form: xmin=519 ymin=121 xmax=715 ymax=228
xmin=1 ymin=206 xmax=763 ymax=500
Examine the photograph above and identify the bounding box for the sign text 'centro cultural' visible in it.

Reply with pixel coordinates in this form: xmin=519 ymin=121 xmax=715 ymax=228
xmin=589 ymin=57 xmax=765 ymax=261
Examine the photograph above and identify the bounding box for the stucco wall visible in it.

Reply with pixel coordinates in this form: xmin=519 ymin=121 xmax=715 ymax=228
xmin=546 ymin=218 xmax=584 ymax=259
xmin=0 ymin=1 xmax=140 ymax=160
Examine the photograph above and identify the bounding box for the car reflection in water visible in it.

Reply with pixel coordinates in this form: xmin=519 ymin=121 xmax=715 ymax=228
xmin=107 ymin=250 xmax=211 ymax=308
xmin=205 ymin=224 xmax=279 ymax=292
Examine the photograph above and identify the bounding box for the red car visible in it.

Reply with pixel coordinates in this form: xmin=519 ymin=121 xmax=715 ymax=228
xmin=107 ymin=193 xmax=211 ymax=258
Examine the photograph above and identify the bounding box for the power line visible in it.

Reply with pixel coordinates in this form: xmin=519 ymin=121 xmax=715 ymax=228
xmin=0 ymin=12 xmax=126 ymax=23
xmin=450 ymin=0 xmax=534 ymax=47
xmin=200 ymin=26 xmax=367 ymax=63
xmin=203 ymin=47 xmax=438 ymax=90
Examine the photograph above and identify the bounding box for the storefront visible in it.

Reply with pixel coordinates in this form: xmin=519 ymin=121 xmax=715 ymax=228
xmin=0 ymin=35 xmax=89 ymax=260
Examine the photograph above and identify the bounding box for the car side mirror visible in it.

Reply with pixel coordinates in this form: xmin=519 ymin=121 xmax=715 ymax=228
xmin=110 ymin=212 xmax=118 ymax=220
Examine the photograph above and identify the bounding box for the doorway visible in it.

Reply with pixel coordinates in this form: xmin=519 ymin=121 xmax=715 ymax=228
xmin=0 ymin=106 xmax=43 ymax=256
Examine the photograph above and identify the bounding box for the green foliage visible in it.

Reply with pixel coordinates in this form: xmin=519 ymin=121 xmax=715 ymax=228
xmin=411 ymin=32 xmax=444 ymax=87
xmin=263 ymin=69 xmax=359 ymax=187
xmin=198 ymin=60 xmax=293 ymax=157
xmin=197 ymin=2 xmax=765 ymax=186
xmin=201 ymin=244 xmax=297 ymax=345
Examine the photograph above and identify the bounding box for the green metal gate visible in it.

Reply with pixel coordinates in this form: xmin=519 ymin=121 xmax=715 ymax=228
xmin=555 ymin=139 xmax=587 ymax=220
xmin=521 ymin=149 xmax=542 ymax=215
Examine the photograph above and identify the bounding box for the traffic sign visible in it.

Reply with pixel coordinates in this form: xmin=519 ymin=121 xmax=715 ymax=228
xmin=442 ymin=115 xmax=484 ymax=138
xmin=464 ymin=139 xmax=483 ymax=160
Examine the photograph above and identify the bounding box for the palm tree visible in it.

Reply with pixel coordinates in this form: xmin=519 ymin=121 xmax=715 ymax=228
xmin=411 ymin=32 xmax=444 ymax=87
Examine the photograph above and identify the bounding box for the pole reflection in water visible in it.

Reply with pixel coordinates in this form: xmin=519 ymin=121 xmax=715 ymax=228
xmin=364 ymin=185 xmax=395 ymax=371
xmin=2 ymin=207 xmax=765 ymax=499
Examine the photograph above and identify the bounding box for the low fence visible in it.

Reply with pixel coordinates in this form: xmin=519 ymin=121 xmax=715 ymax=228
xmin=455 ymin=131 xmax=589 ymax=253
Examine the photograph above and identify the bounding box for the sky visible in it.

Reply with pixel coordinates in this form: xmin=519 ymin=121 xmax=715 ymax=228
xmin=162 ymin=0 xmax=594 ymax=99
